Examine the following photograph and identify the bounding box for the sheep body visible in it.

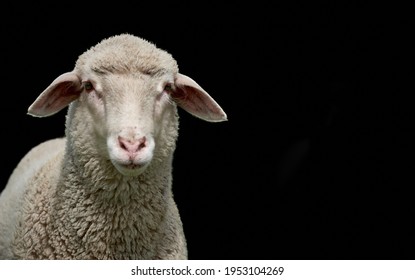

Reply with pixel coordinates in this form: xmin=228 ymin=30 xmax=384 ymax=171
xmin=0 ymin=34 xmax=226 ymax=259
xmin=0 ymin=138 xmax=65 ymax=258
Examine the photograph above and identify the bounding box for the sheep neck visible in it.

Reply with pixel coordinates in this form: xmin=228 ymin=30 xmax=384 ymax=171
xmin=49 ymin=147 xmax=173 ymax=257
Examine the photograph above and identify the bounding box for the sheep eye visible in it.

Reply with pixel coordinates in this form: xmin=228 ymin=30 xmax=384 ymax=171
xmin=84 ymin=81 xmax=94 ymax=91
xmin=163 ymin=83 xmax=173 ymax=93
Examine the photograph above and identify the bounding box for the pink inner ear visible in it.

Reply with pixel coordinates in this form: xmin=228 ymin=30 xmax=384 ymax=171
xmin=172 ymin=74 xmax=227 ymax=122
xmin=28 ymin=72 xmax=82 ymax=117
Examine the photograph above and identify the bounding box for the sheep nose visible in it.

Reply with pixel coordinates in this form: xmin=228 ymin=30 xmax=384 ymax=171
xmin=118 ymin=136 xmax=147 ymax=154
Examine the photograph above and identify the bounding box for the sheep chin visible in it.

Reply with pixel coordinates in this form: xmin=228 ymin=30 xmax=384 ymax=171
xmin=111 ymin=160 xmax=150 ymax=177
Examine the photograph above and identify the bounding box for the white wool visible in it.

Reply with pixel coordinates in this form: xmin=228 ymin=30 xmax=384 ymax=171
xmin=0 ymin=34 xmax=226 ymax=259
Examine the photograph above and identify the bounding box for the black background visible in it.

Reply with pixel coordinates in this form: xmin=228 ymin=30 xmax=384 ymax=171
xmin=1 ymin=3 xmax=413 ymax=259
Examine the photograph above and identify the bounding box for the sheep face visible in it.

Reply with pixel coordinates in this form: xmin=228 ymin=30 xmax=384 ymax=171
xmin=79 ymin=70 xmax=177 ymax=177
xmin=27 ymin=34 xmax=227 ymax=178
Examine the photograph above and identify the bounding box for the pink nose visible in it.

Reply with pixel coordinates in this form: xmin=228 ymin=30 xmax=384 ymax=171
xmin=118 ymin=136 xmax=147 ymax=154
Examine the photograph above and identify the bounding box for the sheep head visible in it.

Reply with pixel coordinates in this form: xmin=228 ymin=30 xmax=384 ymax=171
xmin=27 ymin=34 xmax=227 ymax=177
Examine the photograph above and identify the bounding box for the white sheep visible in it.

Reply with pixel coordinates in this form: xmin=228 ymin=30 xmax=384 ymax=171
xmin=0 ymin=34 xmax=227 ymax=259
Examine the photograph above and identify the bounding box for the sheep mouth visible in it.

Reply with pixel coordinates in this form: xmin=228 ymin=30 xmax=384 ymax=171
xmin=111 ymin=160 xmax=149 ymax=176
xmin=121 ymin=162 xmax=141 ymax=169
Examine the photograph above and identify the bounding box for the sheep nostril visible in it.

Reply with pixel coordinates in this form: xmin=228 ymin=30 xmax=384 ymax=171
xmin=138 ymin=137 xmax=146 ymax=150
xmin=118 ymin=136 xmax=147 ymax=154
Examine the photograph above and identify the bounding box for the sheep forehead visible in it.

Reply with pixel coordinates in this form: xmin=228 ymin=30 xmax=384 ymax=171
xmin=103 ymin=73 xmax=165 ymax=98
xmin=75 ymin=34 xmax=179 ymax=75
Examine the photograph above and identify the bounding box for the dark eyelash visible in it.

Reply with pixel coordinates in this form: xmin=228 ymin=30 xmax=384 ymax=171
xmin=164 ymin=83 xmax=175 ymax=93
xmin=83 ymin=81 xmax=94 ymax=91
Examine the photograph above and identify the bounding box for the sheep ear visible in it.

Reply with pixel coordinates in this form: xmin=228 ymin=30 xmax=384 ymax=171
xmin=171 ymin=73 xmax=227 ymax=122
xmin=28 ymin=72 xmax=83 ymax=117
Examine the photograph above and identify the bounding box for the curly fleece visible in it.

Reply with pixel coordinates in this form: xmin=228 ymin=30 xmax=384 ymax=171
xmin=0 ymin=34 xmax=187 ymax=259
